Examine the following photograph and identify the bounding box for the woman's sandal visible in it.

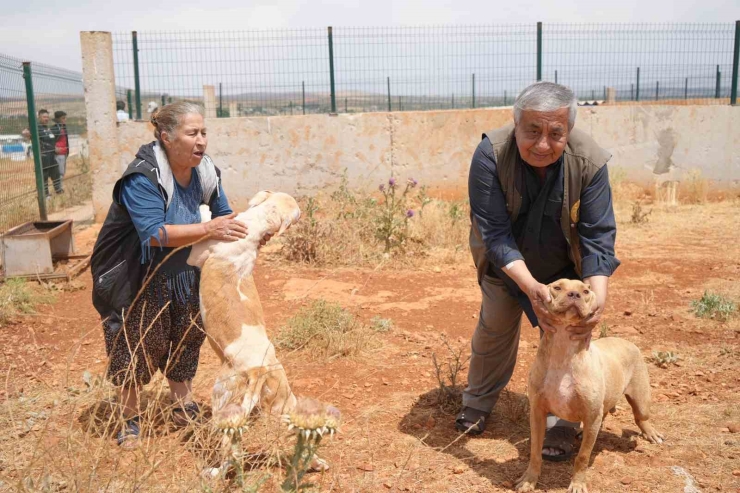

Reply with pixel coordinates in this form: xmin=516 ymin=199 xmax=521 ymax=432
xmin=541 ymin=425 xmax=580 ymax=462
xmin=117 ymin=416 xmax=141 ymax=449
xmin=172 ymin=401 xmax=201 ymax=428
xmin=455 ymin=407 xmax=490 ymax=436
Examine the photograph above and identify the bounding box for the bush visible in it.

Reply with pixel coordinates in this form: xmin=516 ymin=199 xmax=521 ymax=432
xmin=691 ymin=291 xmax=736 ymax=322
xmin=277 ymin=300 xmax=379 ymax=359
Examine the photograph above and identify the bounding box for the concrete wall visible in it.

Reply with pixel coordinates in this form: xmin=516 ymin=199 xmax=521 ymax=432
xmin=106 ymin=104 xmax=739 ymax=218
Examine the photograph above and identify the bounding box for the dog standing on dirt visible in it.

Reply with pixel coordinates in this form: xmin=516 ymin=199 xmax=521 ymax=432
xmin=187 ymin=191 xmax=303 ymax=474
xmin=516 ymin=279 xmax=663 ymax=493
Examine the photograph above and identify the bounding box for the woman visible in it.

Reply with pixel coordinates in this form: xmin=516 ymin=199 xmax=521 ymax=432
xmin=91 ymin=101 xmax=260 ymax=447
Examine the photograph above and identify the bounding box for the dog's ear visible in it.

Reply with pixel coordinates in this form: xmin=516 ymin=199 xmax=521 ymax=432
xmin=248 ymin=190 xmax=274 ymax=208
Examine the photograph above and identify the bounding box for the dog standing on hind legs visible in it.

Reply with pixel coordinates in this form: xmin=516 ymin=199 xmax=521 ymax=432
xmin=188 ymin=191 xmax=330 ymax=476
xmin=515 ymin=278 xmax=663 ymax=493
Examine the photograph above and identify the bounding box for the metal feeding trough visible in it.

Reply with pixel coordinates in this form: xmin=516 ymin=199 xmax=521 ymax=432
xmin=1 ymin=220 xmax=77 ymax=279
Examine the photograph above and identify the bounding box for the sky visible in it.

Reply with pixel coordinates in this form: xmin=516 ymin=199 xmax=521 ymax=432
xmin=1 ymin=0 xmax=739 ymax=72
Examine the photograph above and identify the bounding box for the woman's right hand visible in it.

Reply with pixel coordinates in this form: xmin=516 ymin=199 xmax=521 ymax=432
xmin=204 ymin=212 xmax=248 ymax=242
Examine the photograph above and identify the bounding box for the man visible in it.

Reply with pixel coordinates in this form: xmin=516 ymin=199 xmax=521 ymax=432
xmin=457 ymin=82 xmax=619 ymax=461
xmin=52 ymin=110 xmax=69 ymax=178
xmin=116 ymin=100 xmax=130 ymax=122
xmin=37 ymin=109 xmax=63 ymax=197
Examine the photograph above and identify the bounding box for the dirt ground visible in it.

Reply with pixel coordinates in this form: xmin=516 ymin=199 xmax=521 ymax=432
xmin=1 ymin=200 xmax=739 ymax=492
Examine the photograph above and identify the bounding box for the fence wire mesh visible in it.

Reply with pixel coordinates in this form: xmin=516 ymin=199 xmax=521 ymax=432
xmin=0 ymin=54 xmax=38 ymax=233
xmin=542 ymin=23 xmax=737 ymax=103
xmin=112 ymin=23 xmax=738 ymax=117
xmin=0 ymin=53 xmax=91 ymax=235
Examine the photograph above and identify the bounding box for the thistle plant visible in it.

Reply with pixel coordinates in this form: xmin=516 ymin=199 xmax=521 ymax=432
xmin=281 ymin=398 xmax=341 ymax=492
xmin=376 ymin=177 xmax=419 ymax=253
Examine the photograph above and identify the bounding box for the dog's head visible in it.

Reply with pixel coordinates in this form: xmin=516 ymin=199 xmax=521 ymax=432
xmin=543 ymin=278 xmax=597 ymax=324
xmin=248 ymin=190 xmax=301 ymax=236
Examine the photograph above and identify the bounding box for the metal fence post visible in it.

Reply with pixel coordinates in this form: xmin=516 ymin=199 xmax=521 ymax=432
xmin=132 ymin=31 xmax=142 ymax=120
xmin=504 ymin=90 xmax=507 ymax=106
xmin=472 ymin=73 xmax=476 ymax=108
xmin=636 ymin=67 xmax=640 ymax=101
xmin=161 ymin=94 xmax=166 ymax=108
xmin=451 ymin=93 xmax=454 ymax=109
xmin=328 ymin=27 xmax=336 ymax=114
xmin=716 ymin=65 xmax=721 ymax=98
xmin=126 ymin=89 xmax=133 ymax=119
xmin=631 ymin=83 xmax=634 ymax=101
xmin=22 ymin=62 xmax=47 ymax=221
xmin=656 ymin=81 xmax=659 ymax=101
xmin=218 ymin=83 xmax=223 ymax=117
xmin=387 ymin=76 xmax=391 ymax=112
xmin=302 ymin=81 xmax=306 ymax=115
xmin=536 ymin=22 xmax=542 ymax=81
xmin=685 ymin=78 xmax=689 ymax=100
xmin=398 ymin=95 xmax=401 ymax=111
xmin=731 ymin=20 xmax=739 ymax=105
xmin=555 ymin=70 xmax=558 ymax=84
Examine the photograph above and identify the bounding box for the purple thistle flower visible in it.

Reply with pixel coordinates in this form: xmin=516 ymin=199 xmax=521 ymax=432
xmin=406 ymin=209 xmax=415 ymax=218
xmin=379 ymin=184 xmax=385 ymax=192
xmin=408 ymin=177 xmax=418 ymax=188
xmin=388 ymin=177 xmax=397 ymax=187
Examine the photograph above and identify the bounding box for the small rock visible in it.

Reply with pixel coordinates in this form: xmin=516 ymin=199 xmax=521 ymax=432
xmin=728 ymin=423 xmax=740 ymax=434
xmin=624 ymin=310 xmax=633 ymax=316
xmin=731 ymin=469 xmax=740 ymax=477
xmin=357 ymin=463 xmax=374 ymax=472
xmin=452 ymin=465 xmax=465 ymax=474
xmin=501 ymin=480 xmax=514 ymax=488
xmin=433 ymin=267 xmax=441 ymax=273
xmin=383 ymin=482 xmax=393 ymax=489
xmin=620 ymin=477 xmax=633 ymax=485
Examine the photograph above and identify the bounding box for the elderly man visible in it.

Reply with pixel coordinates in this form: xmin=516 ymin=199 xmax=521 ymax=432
xmin=457 ymin=82 xmax=619 ymax=461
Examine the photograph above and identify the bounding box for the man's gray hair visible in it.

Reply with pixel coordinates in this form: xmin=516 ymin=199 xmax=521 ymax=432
xmin=513 ymin=82 xmax=578 ymax=129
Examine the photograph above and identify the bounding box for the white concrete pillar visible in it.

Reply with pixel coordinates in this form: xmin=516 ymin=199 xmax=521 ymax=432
xmin=606 ymin=87 xmax=616 ymax=104
xmin=203 ymin=85 xmax=217 ymax=118
xmin=228 ymin=101 xmax=238 ymax=118
xmin=80 ymin=31 xmax=121 ymax=222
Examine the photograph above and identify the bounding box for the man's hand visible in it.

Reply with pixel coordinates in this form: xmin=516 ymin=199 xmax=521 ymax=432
xmin=567 ymin=275 xmax=609 ymax=345
xmin=525 ymin=281 xmax=559 ymax=334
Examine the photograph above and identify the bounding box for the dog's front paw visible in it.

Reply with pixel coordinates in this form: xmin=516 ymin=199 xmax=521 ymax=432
xmin=515 ymin=470 xmax=539 ymax=491
xmin=640 ymin=424 xmax=664 ymax=444
xmin=567 ymin=480 xmax=589 ymax=493
xmin=308 ymin=455 xmax=329 ymax=472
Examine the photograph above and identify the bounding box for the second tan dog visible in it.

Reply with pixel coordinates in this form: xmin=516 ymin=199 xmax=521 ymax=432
xmin=516 ymin=279 xmax=663 ymax=493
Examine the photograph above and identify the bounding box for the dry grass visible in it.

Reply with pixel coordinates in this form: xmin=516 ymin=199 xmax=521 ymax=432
xmin=0 ymin=279 xmax=56 ymax=326
xmin=276 ymin=299 xmax=381 ymax=359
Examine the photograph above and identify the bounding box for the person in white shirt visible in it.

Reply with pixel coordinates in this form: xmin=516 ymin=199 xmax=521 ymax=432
xmin=116 ymin=100 xmax=130 ymax=122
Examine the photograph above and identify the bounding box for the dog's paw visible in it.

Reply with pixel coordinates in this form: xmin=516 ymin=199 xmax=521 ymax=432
xmin=567 ymin=480 xmax=589 ymax=493
xmin=643 ymin=429 xmax=664 ymax=444
xmin=308 ymin=456 xmax=329 ymax=472
xmin=515 ymin=471 xmax=539 ymax=492
xmin=201 ymin=467 xmax=222 ymax=480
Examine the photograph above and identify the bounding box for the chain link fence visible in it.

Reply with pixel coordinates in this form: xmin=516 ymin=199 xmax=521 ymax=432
xmin=0 ymin=53 xmax=91 ymax=235
xmin=112 ymin=23 xmax=740 ymax=118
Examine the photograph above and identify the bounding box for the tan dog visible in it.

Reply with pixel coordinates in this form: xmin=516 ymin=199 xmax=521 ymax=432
xmin=187 ymin=191 xmax=301 ymax=471
xmin=516 ymin=279 xmax=663 ymax=493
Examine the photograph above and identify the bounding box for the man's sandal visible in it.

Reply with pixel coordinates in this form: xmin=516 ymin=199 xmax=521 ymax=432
xmin=117 ymin=416 xmax=141 ymax=449
xmin=541 ymin=425 xmax=580 ymax=462
xmin=172 ymin=401 xmax=201 ymax=428
xmin=455 ymin=407 xmax=490 ymax=436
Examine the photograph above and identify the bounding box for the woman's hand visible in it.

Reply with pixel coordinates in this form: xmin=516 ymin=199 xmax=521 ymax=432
xmin=205 ymin=213 xmax=248 ymax=242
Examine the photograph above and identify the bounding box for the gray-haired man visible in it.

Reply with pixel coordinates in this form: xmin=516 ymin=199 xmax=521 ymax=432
xmin=457 ymin=82 xmax=620 ymax=461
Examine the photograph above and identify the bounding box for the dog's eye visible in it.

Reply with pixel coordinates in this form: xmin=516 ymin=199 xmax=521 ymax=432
xmin=583 ymin=290 xmax=590 ymax=295
xmin=553 ymin=286 xmax=561 ymax=291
